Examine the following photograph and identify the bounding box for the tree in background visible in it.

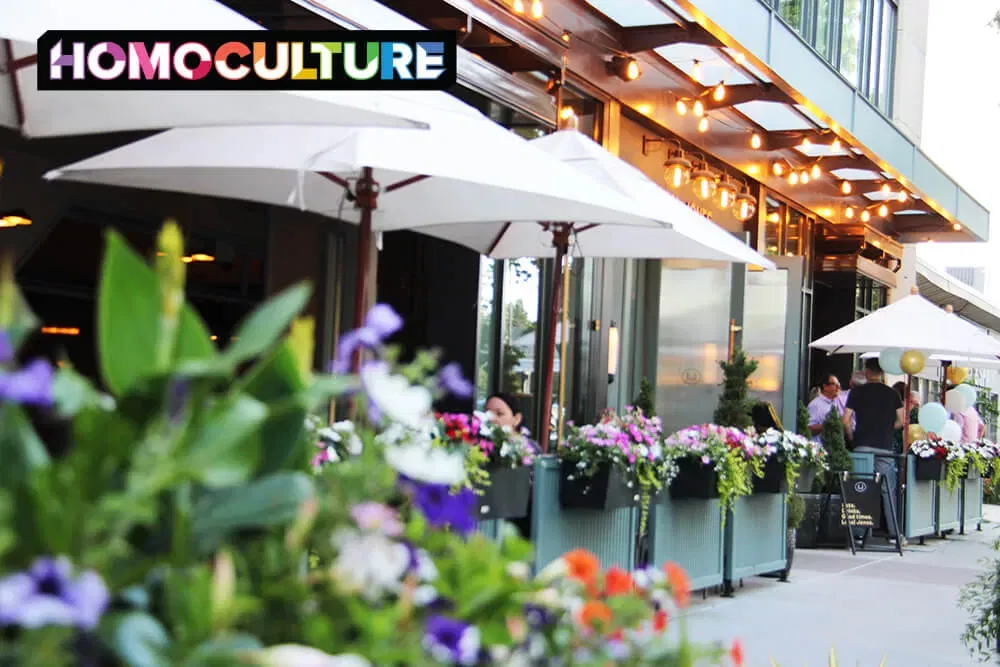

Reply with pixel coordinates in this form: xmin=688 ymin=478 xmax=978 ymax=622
xmin=713 ymin=349 xmax=758 ymax=430
xmin=817 ymin=407 xmax=851 ymax=492
xmin=633 ymin=377 xmax=656 ymax=416
xmin=797 ymin=401 xmax=810 ymax=437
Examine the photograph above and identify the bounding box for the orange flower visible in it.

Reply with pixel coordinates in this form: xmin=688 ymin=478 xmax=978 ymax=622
xmin=603 ymin=566 xmax=633 ymax=596
xmin=664 ymin=561 xmax=692 ymax=608
xmin=730 ymin=638 xmax=744 ymax=666
xmin=652 ymin=609 xmax=669 ymax=633
xmin=575 ymin=600 xmax=613 ymax=629
xmin=563 ymin=549 xmax=601 ymax=587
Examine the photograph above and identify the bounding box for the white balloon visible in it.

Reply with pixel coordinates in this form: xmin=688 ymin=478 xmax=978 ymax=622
xmin=945 ymin=388 xmax=969 ymax=414
xmin=940 ymin=419 xmax=962 ymax=442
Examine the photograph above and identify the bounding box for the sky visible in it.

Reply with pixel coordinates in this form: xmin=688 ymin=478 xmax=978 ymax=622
xmin=917 ymin=0 xmax=1000 ymax=303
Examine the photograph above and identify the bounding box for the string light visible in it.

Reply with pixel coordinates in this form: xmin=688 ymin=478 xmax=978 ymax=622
xmin=953 ymin=222 xmax=962 ymax=231
xmin=878 ymin=203 xmax=889 ymax=217
xmin=772 ymin=162 xmax=785 ymax=177
xmin=513 ymin=0 xmax=524 ymax=13
xmin=530 ymin=0 xmax=543 ymax=19
xmin=559 ymin=106 xmax=575 ymax=120
xmin=897 ymin=190 xmax=908 ymax=203
xmin=691 ymin=60 xmax=702 ymax=82
xmin=788 ymin=171 xmax=799 ymax=186
xmin=692 ymin=100 xmax=705 ymax=117
xmin=831 ymin=138 xmax=842 ymax=151
xmin=845 ymin=206 xmax=855 ymax=219
xmin=801 ymin=138 xmax=812 ymax=149
xmin=799 ymin=170 xmax=810 ymax=184
xmin=733 ymin=52 xmax=746 ymax=64
xmin=750 ymin=133 xmax=762 ymax=149
xmin=860 ymin=210 xmax=871 ymax=223
xmin=712 ymin=83 xmax=726 ymax=102
xmin=840 ymin=181 xmax=852 ymax=195
xmin=697 ymin=117 xmax=709 ymax=132
xmin=881 ymin=183 xmax=892 ymax=195
xmin=810 ymin=164 xmax=821 ymax=180
xmin=675 ymin=100 xmax=688 ymax=115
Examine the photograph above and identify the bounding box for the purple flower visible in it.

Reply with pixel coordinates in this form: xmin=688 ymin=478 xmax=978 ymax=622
xmin=523 ymin=603 xmax=555 ymax=629
xmin=0 ymin=332 xmax=12 ymax=364
xmin=330 ymin=304 xmax=403 ymax=374
xmin=351 ymin=502 xmax=404 ymax=537
xmin=423 ymin=615 xmax=481 ymax=665
xmin=437 ymin=362 xmax=473 ymax=398
xmin=399 ymin=477 xmax=477 ymax=536
xmin=0 ymin=557 xmax=109 ymax=630
xmin=0 ymin=358 xmax=54 ymax=407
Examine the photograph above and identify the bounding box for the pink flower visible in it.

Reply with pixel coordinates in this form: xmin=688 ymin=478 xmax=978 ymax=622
xmin=350 ymin=502 xmax=403 ymax=537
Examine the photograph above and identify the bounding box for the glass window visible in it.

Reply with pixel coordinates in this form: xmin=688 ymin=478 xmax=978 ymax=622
xmin=866 ymin=0 xmax=883 ymax=98
xmin=814 ymin=0 xmax=835 ymax=59
xmin=778 ymin=0 xmax=805 ymax=31
xmin=839 ymin=0 xmax=863 ymax=86
xmin=499 ymin=259 xmax=541 ymax=419
xmin=784 ymin=209 xmax=805 ymax=257
xmin=764 ymin=196 xmax=783 ymax=256
xmin=474 ymin=259 xmax=499 ymax=409
xmin=878 ymin=1 xmax=897 ymax=113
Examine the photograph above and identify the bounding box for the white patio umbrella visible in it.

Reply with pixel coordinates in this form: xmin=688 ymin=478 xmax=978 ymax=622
xmin=0 ymin=0 xmax=436 ymax=135
xmin=810 ymin=291 xmax=1000 ymax=359
xmin=44 ymin=115 xmax=666 ymax=438
xmin=860 ymin=351 xmax=1000 ymax=371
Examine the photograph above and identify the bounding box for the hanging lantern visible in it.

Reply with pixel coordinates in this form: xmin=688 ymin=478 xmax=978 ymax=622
xmin=663 ymin=153 xmax=693 ymax=189
xmin=691 ymin=167 xmax=717 ymax=201
xmin=734 ymin=192 xmax=757 ymax=222
xmin=716 ymin=178 xmax=737 ymax=210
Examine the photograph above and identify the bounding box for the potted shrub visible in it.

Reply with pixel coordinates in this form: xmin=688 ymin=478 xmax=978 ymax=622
xmin=663 ymin=424 xmax=758 ymax=517
xmin=909 ymin=437 xmax=949 ymax=481
xmin=783 ymin=493 xmax=806 ymax=579
xmin=811 ymin=407 xmax=852 ymax=546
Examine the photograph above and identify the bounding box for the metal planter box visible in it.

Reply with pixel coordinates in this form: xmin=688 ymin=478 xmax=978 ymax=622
xmin=648 ymin=495 xmax=724 ymax=592
xmin=905 ymin=455 xmax=937 ymax=540
xmin=530 ymin=457 xmax=640 ymax=572
xmin=936 ymin=483 xmax=962 ymax=535
xmin=724 ymin=493 xmax=787 ymax=591
xmin=961 ymin=477 xmax=984 ymax=533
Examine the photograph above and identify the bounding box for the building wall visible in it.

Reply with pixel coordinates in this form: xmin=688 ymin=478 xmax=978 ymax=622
xmin=892 ymin=0 xmax=930 ymax=142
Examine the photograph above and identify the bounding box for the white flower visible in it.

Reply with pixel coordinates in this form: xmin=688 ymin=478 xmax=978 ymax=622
xmin=330 ymin=529 xmax=410 ymax=602
xmin=256 ymin=645 xmax=372 ymax=667
xmin=413 ymin=585 xmax=439 ymax=606
xmin=385 ymin=443 xmax=466 ymax=486
xmin=361 ymin=361 xmax=433 ymax=429
xmin=506 ymin=561 xmax=530 ymax=580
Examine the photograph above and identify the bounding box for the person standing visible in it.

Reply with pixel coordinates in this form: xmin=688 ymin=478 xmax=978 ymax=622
xmin=954 ymin=396 xmax=986 ymax=443
xmin=842 ymin=357 xmax=905 ymax=541
xmin=837 ymin=370 xmax=867 ymax=432
xmin=807 ymin=373 xmax=842 ymax=442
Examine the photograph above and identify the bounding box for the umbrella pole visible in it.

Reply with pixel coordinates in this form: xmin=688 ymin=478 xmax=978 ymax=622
xmin=901 ymin=373 xmax=913 ymax=540
xmin=351 ymin=166 xmax=378 ymax=374
xmin=539 ymin=224 xmax=571 ymax=453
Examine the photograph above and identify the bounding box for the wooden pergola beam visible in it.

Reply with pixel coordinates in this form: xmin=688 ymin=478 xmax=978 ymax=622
xmin=701 ymin=83 xmax=794 ymax=110
xmin=619 ymin=21 xmax=721 ymax=53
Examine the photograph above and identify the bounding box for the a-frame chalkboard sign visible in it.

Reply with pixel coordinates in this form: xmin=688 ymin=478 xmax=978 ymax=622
xmin=838 ymin=471 xmax=904 ymax=556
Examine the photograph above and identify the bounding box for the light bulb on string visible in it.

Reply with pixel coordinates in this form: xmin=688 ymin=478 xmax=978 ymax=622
xmin=845 ymin=206 xmax=855 ymax=219
xmin=692 ymin=100 xmax=705 ymax=117
xmin=691 ymin=60 xmax=702 ymax=82
xmin=750 ymin=133 xmax=762 ymax=149
xmin=860 ymin=210 xmax=871 ymax=223
xmin=801 ymin=138 xmax=812 ymax=149
xmin=530 ymin=0 xmax=543 ymax=18
xmin=810 ymin=164 xmax=821 ymax=180
xmin=831 ymin=138 xmax=842 ymax=151
xmin=840 ymin=180 xmax=852 ymax=195
xmin=513 ymin=0 xmax=525 ymax=13
xmin=878 ymin=203 xmax=889 ymax=218
xmin=697 ymin=117 xmax=709 ymax=132
xmin=772 ymin=162 xmax=785 ymax=177
xmin=799 ymin=170 xmax=810 ymax=184
xmin=712 ymin=83 xmax=726 ymax=102
xmin=675 ymin=100 xmax=688 ymax=115
xmin=881 ymin=183 xmax=891 ymax=195
xmin=897 ymin=190 xmax=908 ymax=203
xmin=788 ymin=171 xmax=799 ymax=186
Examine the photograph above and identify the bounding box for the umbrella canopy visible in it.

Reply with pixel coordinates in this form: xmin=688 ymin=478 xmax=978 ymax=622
xmin=810 ymin=293 xmax=1000 ymax=360
xmin=44 ymin=120 xmax=658 ymax=232
xmin=415 ymin=130 xmax=776 ymax=266
xmin=0 ymin=0 xmax=434 ymax=135
xmin=860 ymin=351 xmax=1000 ymax=371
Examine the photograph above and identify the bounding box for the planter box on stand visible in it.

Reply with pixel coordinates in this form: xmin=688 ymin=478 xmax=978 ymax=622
xmin=475 ymin=466 xmax=532 ymax=542
xmin=913 ymin=457 xmax=946 ymax=482
xmin=753 ymin=458 xmax=788 ymax=494
xmin=530 ymin=457 xmax=640 ymax=573
xmin=794 ymin=465 xmax=818 ymax=494
xmin=647 ymin=461 xmax=724 ymax=592
xmin=961 ymin=476 xmax=984 ymax=534
xmin=723 ymin=492 xmax=787 ymax=596
xmin=936 ymin=477 xmax=962 ymax=536
xmin=905 ymin=454 xmax=937 ymax=542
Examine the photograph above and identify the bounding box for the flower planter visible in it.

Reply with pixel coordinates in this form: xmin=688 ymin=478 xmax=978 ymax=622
xmin=795 ymin=494 xmax=823 ymax=549
xmin=648 ymin=494 xmax=724 ymax=591
xmin=559 ymin=460 xmax=637 ymax=511
xmin=905 ymin=455 xmax=937 ymax=540
xmin=753 ymin=458 xmax=787 ymax=494
xmin=794 ymin=464 xmax=818 ymax=494
xmin=669 ymin=458 xmax=719 ymax=500
xmin=965 ymin=465 xmax=981 ymax=480
xmin=724 ymin=493 xmax=787 ymax=590
xmin=936 ymin=483 xmax=961 ymax=535
xmin=962 ymin=477 xmax=984 ymax=533
xmin=477 ymin=466 xmax=532 ymax=520
xmin=913 ymin=457 xmax=946 ymax=482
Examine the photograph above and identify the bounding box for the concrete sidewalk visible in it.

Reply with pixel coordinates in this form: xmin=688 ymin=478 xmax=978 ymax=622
xmin=679 ymin=506 xmax=1000 ymax=666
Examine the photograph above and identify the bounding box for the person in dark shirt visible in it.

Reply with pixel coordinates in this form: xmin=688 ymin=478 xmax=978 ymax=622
xmin=842 ymin=357 xmax=905 ymax=540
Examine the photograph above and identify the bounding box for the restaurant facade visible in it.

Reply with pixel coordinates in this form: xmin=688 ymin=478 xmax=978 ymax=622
xmin=0 ymin=0 xmax=989 ymax=443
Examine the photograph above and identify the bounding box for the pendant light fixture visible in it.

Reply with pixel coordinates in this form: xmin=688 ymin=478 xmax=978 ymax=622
xmin=663 ymin=142 xmax=693 ymax=189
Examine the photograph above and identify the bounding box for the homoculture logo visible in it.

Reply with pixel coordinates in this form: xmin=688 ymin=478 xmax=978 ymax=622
xmin=36 ymin=30 xmax=457 ymax=90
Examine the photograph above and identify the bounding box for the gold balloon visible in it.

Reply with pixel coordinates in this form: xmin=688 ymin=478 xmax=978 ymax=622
xmin=908 ymin=424 xmax=927 ymax=442
xmin=946 ymin=366 xmax=969 ymax=385
xmin=899 ymin=349 xmax=926 ymax=375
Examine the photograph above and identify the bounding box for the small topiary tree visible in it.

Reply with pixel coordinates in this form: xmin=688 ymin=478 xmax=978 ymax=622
xmin=713 ymin=349 xmax=758 ymax=430
xmin=797 ymin=401 xmax=810 ymax=437
xmin=816 ymin=407 xmax=851 ymax=493
xmin=633 ymin=376 xmax=655 ymax=417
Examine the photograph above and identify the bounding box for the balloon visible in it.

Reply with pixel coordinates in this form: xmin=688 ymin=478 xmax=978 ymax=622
xmin=945 ymin=388 xmax=969 ymax=414
xmin=940 ymin=419 xmax=962 ymax=442
xmin=899 ymin=349 xmax=926 ymax=375
xmin=908 ymin=424 xmax=927 ymax=442
xmin=879 ymin=347 xmax=904 ymax=375
xmin=946 ymin=366 xmax=969 ymax=385
xmin=918 ymin=402 xmax=948 ymax=434
xmin=957 ymin=384 xmax=978 ymax=409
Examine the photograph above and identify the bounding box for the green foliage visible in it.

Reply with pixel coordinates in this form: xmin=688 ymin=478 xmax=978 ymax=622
xmin=797 ymin=401 xmax=810 ymax=437
xmin=633 ymin=377 xmax=656 ymax=417
xmin=816 ymin=407 xmax=850 ymax=493
xmin=942 ymin=456 xmax=968 ymax=493
xmin=960 ymin=538 xmax=1000 ymax=663
xmin=787 ymin=494 xmax=806 ymax=530
xmin=713 ymin=349 xmax=758 ymax=430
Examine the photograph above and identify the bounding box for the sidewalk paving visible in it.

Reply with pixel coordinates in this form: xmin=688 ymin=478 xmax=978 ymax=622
xmin=679 ymin=506 xmax=1000 ymax=666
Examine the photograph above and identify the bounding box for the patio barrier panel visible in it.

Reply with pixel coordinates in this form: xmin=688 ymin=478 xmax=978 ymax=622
xmin=723 ymin=492 xmax=787 ymax=591
xmin=961 ymin=477 xmax=984 ymax=533
xmin=648 ymin=496 xmax=724 ymax=591
xmin=936 ymin=483 xmax=962 ymax=535
xmin=905 ymin=455 xmax=937 ymax=540
xmin=476 ymin=520 xmax=502 ymax=541
xmin=530 ymin=457 xmax=640 ymax=572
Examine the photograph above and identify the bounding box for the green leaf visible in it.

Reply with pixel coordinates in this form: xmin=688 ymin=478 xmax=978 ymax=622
xmin=239 ymin=342 xmax=305 ymax=402
xmin=0 ymin=403 xmax=50 ymax=485
xmin=5 ymin=284 xmax=39 ymax=354
xmin=51 ymin=365 xmax=108 ymax=417
xmin=222 ymin=282 xmax=312 ymax=366
xmin=305 ymin=373 xmax=359 ymax=409
xmin=191 ymin=472 xmax=314 ymax=554
xmin=97 ymin=230 xmax=215 ymax=396
xmin=104 ymin=612 xmax=171 ymax=667
xmin=253 ymin=399 xmax=309 ymax=476
xmin=183 ymin=634 xmax=263 ymax=667
xmin=185 ymin=395 xmax=266 ymax=488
